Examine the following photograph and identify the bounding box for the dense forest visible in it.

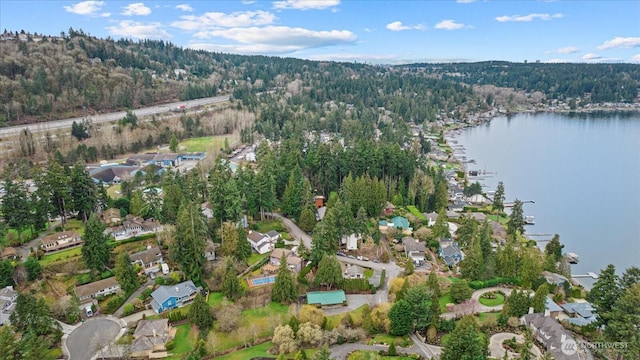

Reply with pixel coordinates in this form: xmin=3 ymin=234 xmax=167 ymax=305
xmin=1 ymin=29 xmax=639 ymax=127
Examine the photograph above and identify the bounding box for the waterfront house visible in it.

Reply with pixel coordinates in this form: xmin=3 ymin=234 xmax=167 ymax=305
xmin=521 ymin=313 xmax=582 ymax=360
xmin=75 ymin=277 xmax=121 ymax=302
xmin=542 ymin=271 xmax=570 ymax=287
xmin=41 ymin=231 xmax=83 ymax=253
xmin=560 ymin=301 xmax=598 ymax=327
xmin=130 ymin=246 xmax=164 ymax=274
xmin=545 ymin=297 xmax=564 ymax=319
xmin=150 ymin=281 xmax=200 ymax=313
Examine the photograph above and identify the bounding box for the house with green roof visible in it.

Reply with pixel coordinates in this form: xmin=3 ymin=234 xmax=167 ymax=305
xmin=306 ymin=290 xmax=347 ymax=307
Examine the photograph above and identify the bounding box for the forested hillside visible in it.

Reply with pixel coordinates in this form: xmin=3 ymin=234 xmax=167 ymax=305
xmin=1 ymin=29 xmax=639 ymax=127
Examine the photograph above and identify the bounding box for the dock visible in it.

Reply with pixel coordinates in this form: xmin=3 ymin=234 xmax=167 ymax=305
xmin=571 ymin=272 xmax=599 ymax=279
xmin=504 ymin=200 xmax=535 ymax=207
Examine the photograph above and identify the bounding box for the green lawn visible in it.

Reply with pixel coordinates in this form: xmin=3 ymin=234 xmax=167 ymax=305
xmin=406 ymin=205 xmax=426 ymax=221
xmin=214 ymin=341 xmax=274 ymax=360
xmin=208 ymin=291 xmax=224 ymax=306
xmin=326 ymin=305 xmax=367 ymax=330
xmin=478 ymin=292 xmax=505 ymax=307
xmin=169 ymin=324 xmax=196 ymax=358
xmin=179 ymin=134 xmax=239 ymax=153
xmin=215 ymin=302 xmax=291 ymax=350
xmin=439 ymin=294 xmax=454 ymax=312
xmin=40 ymin=247 xmax=82 ymax=266
xmin=107 ymin=184 xmax=122 ymax=199
xmin=364 ymin=268 xmax=374 ymax=279
xmin=477 ymin=312 xmax=500 ymax=325
xmin=248 ymin=252 xmax=270 ymax=266
xmin=4 ymin=227 xmax=37 ymax=245
xmin=369 ymin=334 xmax=412 ymax=347
xmin=487 ymin=214 xmax=509 ymax=225
xmin=255 ymin=219 xmax=285 ymax=234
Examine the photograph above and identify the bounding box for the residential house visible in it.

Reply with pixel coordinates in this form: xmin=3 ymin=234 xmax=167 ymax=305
xmin=0 ymin=246 xmax=18 ymax=260
xmin=424 ymin=212 xmax=438 ymax=227
xmin=151 ymin=281 xmax=200 ymax=313
xmin=402 ymin=236 xmax=427 ymax=265
xmin=127 ymin=153 xmax=182 ymax=168
xmin=343 ymin=264 xmax=364 ymax=279
xmin=466 ymin=212 xmax=487 ymax=222
xmin=181 ymin=152 xmax=206 ymax=161
xmin=542 ymin=271 xmax=570 ymax=287
xmin=489 ymin=220 xmax=507 ymax=241
xmin=545 ymin=297 xmax=564 ymax=319
xmin=269 ymin=248 xmax=303 ymax=272
xmin=75 ymin=277 xmax=121 ymax=302
xmin=204 ymin=240 xmax=217 ymax=261
xmin=445 ymin=210 xmax=462 ymax=220
xmin=129 ymin=319 xmax=176 ymax=359
xmin=41 ymin=231 xmax=83 ymax=253
xmin=89 ymin=165 xmax=141 ymax=185
xmin=247 ymin=231 xmax=274 ymax=255
xmin=306 ymin=290 xmax=347 ymax=307
xmin=0 ymin=286 xmax=18 ymax=312
xmin=316 ymin=206 xmax=327 ymax=221
xmin=560 ymin=301 xmax=598 ymax=327
xmin=383 ymin=202 xmax=396 ymax=216
xmin=102 ymin=208 xmax=122 ymax=225
xmin=439 ymin=238 xmax=464 ymax=267
xmin=521 ymin=313 xmax=583 ymax=360
xmin=467 ymin=194 xmax=491 ymax=205
xmin=267 ymin=230 xmax=281 ymax=243
xmin=379 ymin=216 xmax=413 ymax=235
xmin=201 ymin=202 xmax=214 ymax=220
xmin=130 ymin=246 xmax=164 ymax=274
xmin=108 ymin=216 xmax=162 ymax=240
xmin=341 ymin=234 xmax=359 ymax=250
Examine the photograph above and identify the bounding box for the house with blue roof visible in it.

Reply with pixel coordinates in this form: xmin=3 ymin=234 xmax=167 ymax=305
xmin=545 ymin=296 xmax=563 ymax=319
xmin=151 ymin=280 xmax=200 ymax=313
xmin=379 ymin=216 xmax=413 ymax=235
xmin=439 ymin=238 xmax=464 ymax=267
xmin=560 ymin=301 xmax=598 ymax=327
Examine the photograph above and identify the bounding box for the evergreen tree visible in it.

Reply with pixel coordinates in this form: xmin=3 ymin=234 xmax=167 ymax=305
xmin=1 ymin=178 xmax=32 ymax=242
xmin=24 ymin=256 xmax=41 ymax=281
xmin=222 ymin=261 xmax=244 ymax=300
xmin=507 ymin=199 xmax=525 ymax=236
xmin=459 ymin=236 xmax=485 ymax=281
xmin=543 ymin=234 xmax=564 ymax=272
xmin=130 ymin=190 xmax=144 ymax=216
xmin=586 ymin=264 xmax=621 ymax=326
xmin=272 ymin=254 xmax=298 ymax=304
xmin=10 ymin=293 xmax=61 ymax=338
xmin=440 ymin=316 xmax=488 ymax=360
xmin=115 ymin=253 xmax=138 ymax=293
xmin=496 ymin=240 xmax=517 ymax=278
xmin=189 ymin=293 xmax=213 ymax=330
xmin=531 ymin=283 xmax=550 ymax=313
xmin=427 ymin=270 xmax=441 ymax=298
xmin=44 ymin=160 xmax=72 ymax=227
xmin=604 ymin=283 xmax=640 ymax=359
xmin=70 ymin=161 xmax=99 ymax=222
xmin=170 ymin=201 xmax=207 ymax=283
xmin=450 ymin=279 xmax=473 ymax=304
xmin=432 ymin=208 xmax=451 ymax=240
xmin=298 ymin=206 xmax=317 ymax=233
xmin=0 ymin=259 xmax=15 ymax=288
xmin=493 ymin=181 xmax=505 ymax=213
xmin=311 ymin=345 xmax=334 ymax=360
xmin=434 ymin=180 xmax=449 ymax=212
xmin=281 ymin=166 xmax=304 ymax=219
xmin=313 ymin=254 xmax=343 ymax=290
xmin=161 ymin=183 xmax=183 ymax=224
xmin=503 ymin=290 xmax=531 ymax=318
xmin=169 ymin=133 xmax=179 ymax=152
xmin=82 ymin=213 xmax=112 ymax=273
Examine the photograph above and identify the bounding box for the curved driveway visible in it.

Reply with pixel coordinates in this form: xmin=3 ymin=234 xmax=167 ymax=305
xmin=67 ymin=317 xmax=121 ymax=360
xmin=442 ymin=287 xmax=514 ymax=319
xmin=490 ymin=332 xmax=542 ymax=359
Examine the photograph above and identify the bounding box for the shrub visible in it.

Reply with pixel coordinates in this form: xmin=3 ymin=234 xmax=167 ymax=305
xmin=101 ymin=270 xmax=114 ymax=279
xmin=165 ymin=340 xmax=175 ymax=351
xmin=380 ymin=251 xmax=390 ymax=263
xmin=298 ymin=263 xmax=313 ymax=285
xmin=122 ymin=303 xmax=135 ymax=316
xmin=154 ymin=277 xmax=166 ymax=286
xmin=139 ymin=287 xmax=153 ymax=301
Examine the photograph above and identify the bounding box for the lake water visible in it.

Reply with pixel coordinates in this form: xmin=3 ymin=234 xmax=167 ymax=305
xmin=454 ymin=111 xmax=640 ymax=287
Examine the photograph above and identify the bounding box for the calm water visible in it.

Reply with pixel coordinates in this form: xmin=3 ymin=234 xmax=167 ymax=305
xmin=455 ymin=112 xmax=640 ymax=287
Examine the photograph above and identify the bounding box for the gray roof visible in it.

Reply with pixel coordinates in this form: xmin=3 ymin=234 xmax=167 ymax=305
xmin=267 ymin=230 xmax=280 ymax=238
xmin=133 ymin=319 xmax=169 ymax=338
xmin=545 ymin=297 xmax=563 ymax=312
xmin=522 ymin=314 xmax=582 ymax=360
xmin=402 ymin=237 xmax=426 ymax=252
xmin=561 ymin=302 xmax=596 ymax=318
xmin=151 ymin=280 xmax=198 ymax=305
xmin=130 ymin=246 xmax=162 ymax=265
xmin=75 ymin=277 xmax=120 ymax=299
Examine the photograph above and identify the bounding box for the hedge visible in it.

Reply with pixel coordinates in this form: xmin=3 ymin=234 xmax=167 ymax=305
xmin=377 ymin=269 xmax=386 ymax=290
xmin=298 ymin=262 xmax=313 ymax=285
xmin=469 ymin=277 xmax=521 ymax=289
xmin=406 ymin=206 xmax=427 ymax=221
xmin=343 ymin=278 xmax=375 ymax=293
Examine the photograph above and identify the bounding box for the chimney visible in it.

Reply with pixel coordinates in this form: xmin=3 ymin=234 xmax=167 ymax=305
xmin=147 ymin=244 xmax=152 ymax=250
xmin=528 ymin=307 xmax=535 ymax=314
xmin=175 ymin=287 xmax=180 ymax=292
xmin=153 ymin=329 xmax=156 ymax=337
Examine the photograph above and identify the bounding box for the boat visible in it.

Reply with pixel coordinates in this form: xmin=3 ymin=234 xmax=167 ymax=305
xmin=565 ymin=252 xmax=580 ymax=264
xmin=524 ymin=215 xmax=535 ymax=225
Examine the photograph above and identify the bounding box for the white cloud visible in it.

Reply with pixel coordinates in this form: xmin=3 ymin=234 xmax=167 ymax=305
xmin=273 ymin=0 xmax=340 ymax=10
xmin=434 ymin=19 xmax=472 ymax=30
xmin=456 ymin=0 xmax=477 ymax=3
xmin=597 ymin=37 xmax=640 ymax=50
xmin=386 ymin=21 xmax=425 ymax=31
xmin=122 ymin=3 xmax=151 ymax=16
xmin=631 ymin=54 xmax=640 ymax=63
xmin=100 ymin=12 xmax=111 ymax=17
xmin=554 ymin=46 xmax=579 ymax=54
xmin=495 ymin=13 xmax=563 ymax=22
xmin=171 ymin=10 xmax=275 ymax=31
xmin=63 ymin=1 xmax=105 ymax=16
xmin=175 ymin=4 xmax=193 ymax=12
xmin=582 ymin=53 xmax=601 ymax=60
xmin=107 ymin=20 xmax=171 ymax=39
xmin=191 ymin=26 xmax=356 ymax=54
xmin=242 ymin=0 xmax=256 ymax=4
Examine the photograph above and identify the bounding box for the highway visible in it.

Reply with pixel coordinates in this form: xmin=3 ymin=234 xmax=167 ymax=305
xmin=0 ymin=94 xmax=231 ymax=138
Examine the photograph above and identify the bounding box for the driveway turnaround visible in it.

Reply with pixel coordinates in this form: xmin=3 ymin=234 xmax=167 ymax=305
xmin=67 ymin=317 xmax=121 ymax=360
xmin=489 ymin=332 xmax=542 ymax=359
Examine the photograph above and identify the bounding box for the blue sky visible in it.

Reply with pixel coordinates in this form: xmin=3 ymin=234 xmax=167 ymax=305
xmin=1 ymin=0 xmax=639 ymax=64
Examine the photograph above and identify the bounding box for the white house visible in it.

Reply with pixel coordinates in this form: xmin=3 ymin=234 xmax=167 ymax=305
xmin=247 ymin=231 xmax=273 ymax=255
xmin=341 ymin=234 xmax=359 ymax=250
xmin=75 ymin=277 xmax=121 ymax=302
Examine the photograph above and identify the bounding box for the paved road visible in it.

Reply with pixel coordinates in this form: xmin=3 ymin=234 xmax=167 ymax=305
xmin=113 ymin=278 xmax=153 ymax=317
xmin=265 ymin=212 xmax=312 ymax=249
xmin=0 ymin=95 xmax=231 ymax=138
xmin=489 ymin=332 xmax=542 ymax=359
xmin=16 ymin=219 xmax=62 ymax=261
xmin=330 ymin=338 xmax=441 ymax=360
xmin=442 ymin=287 xmax=514 ymax=319
xmin=67 ymin=317 xmax=121 ymax=360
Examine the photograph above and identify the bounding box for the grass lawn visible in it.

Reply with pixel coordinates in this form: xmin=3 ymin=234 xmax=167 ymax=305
xmin=348 ymin=351 xmax=416 ymax=360
xmin=364 ymin=268 xmax=374 ymax=279
xmin=107 ymin=184 xmax=122 ymax=199
xmin=487 ymin=214 xmax=509 ymax=225
xmin=45 ymin=347 xmax=63 ymax=360
xmin=406 ymin=205 xmax=426 ymax=221
xmin=215 ymin=302 xmax=291 ymax=351
xmin=179 ymin=134 xmax=240 ymax=153
xmin=247 ymin=252 xmax=270 ymax=267
xmin=40 ymin=247 xmax=82 ymax=266
xmin=439 ymin=294 xmax=454 ymax=312
xmin=447 ymin=276 xmax=462 ymax=283
xmin=4 ymin=227 xmax=37 ymax=245
xmin=479 ymin=292 xmax=505 ymax=307
xmin=477 ymin=312 xmax=501 ymax=325
xmin=214 ymin=341 xmax=273 ymax=360
xmin=326 ymin=305 xmax=367 ymax=330
xmin=255 ymin=219 xmax=285 ymax=234
xmin=208 ymin=291 xmax=224 ymax=306
xmin=170 ymin=324 xmax=197 ymax=358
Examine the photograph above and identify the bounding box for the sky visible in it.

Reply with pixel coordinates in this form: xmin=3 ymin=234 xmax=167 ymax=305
xmin=1 ymin=0 xmax=639 ymax=64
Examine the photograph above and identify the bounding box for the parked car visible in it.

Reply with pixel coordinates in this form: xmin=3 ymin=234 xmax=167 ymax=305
xmin=373 ymin=259 xmax=380 ymax=263
xmin=348 ymin=255 xmax=356 ymax=259
xmin=337 ymin=252 xmax=346 ymax=257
